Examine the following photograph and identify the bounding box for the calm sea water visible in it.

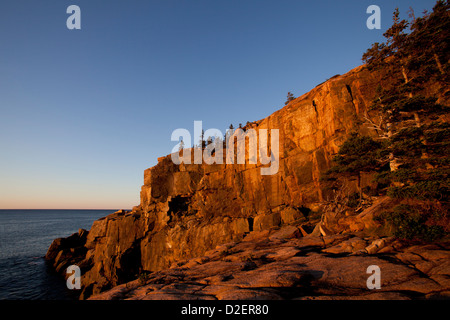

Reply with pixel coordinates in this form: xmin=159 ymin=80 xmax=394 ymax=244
xmin=0 ymin=209 xmax=114 ymax=300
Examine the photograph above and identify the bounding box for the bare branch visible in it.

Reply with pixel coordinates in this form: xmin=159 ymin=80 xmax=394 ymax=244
xmin=363 ymin=114 xmax=389 ymax=139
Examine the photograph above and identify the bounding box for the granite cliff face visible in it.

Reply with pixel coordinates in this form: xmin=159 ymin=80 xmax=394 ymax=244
xmin=135 ymin=66 xmax=380 ymax=270
xmin=45 ymin=64 xmax=448 ymax=299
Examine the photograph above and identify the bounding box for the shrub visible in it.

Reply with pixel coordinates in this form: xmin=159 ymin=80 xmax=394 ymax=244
xmin=381 ymin=204 xmax=446 ymax=242
xmin=387 ymin=180 xmax=449 ymax=201
xmin=285 ymin=92 xmax=296 ymax=105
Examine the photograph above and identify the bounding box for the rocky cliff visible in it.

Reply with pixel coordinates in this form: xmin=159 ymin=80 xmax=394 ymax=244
xmin=88 ymin=223 xmax=450 ymax=300
xmin=45 ymin=64 xmax=449 ymax=299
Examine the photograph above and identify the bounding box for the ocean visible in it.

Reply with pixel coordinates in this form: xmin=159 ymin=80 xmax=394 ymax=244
xmin=0 ymin=209 xmax=114 ymax=300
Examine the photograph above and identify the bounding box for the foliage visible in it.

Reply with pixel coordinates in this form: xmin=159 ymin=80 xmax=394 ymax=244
xmin=389 ymin=127 xmax=424 ymax=158
xmin=406 ymin=1 xmax=450 ymax=80
xmin=387 ymin=180 xmax=449 ymax=201
xmin=284 ymin=92 xmax=296 ymax=105
xmin=381 ymin=204 xmax=446 ymax=242
xmin=362 ymin=1 xmax=449 ymax=82
xmin=325 ymin=133 xmax=384 ymax=176
xmin=375 ymin=168 xmax=415 ymax=184
xmin=178 ymin=139 xmax=184 ymax=151
xmin=322 ymin=2 xmax=450 ymax=242
xmin=322 ymin=133 xmax=387 ymax=207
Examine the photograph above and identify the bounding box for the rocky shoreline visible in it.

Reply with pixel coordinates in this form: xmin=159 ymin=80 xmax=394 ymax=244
xmin=88 ymin=226 xmax=450 ymax=300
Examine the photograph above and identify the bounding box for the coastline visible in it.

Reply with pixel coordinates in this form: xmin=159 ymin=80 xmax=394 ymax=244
xmin=89 ymin=226 xmax=450 ymax=300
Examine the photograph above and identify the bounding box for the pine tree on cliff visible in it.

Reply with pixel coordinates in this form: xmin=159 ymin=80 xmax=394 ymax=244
xmin=324 ymin=133 xmax=384 ymax=204
xmin=285 ymin=92 xmax=295 ymax=105
xmin=385 ymin=8 xmax=411 ymax=84
xmin=406 ymin=1 xmax=450 ymax=81
xmin=199 ymin=129 xmax=205 ymax=149
xmin=225 ymin=124 xmax=234 ymax=145
xmin=363 ymin=8 xmax=407 ymax=68
xmin=363 ymin=2 xmax=449 ymax=86
xmin=358 ymin=1 xmax=450 ymax=240
xmin=179 ymin=139 xmax=184 ymax=151
xmin=363 ymin=2 xmax=450 ymax=170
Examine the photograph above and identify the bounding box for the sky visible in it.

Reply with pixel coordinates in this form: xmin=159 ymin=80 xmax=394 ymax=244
xmin=0 ymin=0 xmax=438 ymax=209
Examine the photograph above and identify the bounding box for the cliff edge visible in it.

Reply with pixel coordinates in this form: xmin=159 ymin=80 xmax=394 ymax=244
xmin=45 ymin=64 xmax=449 ymax=299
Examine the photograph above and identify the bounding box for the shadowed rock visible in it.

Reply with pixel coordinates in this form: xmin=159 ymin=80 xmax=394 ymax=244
xmin=89 ymin=228 xmax=450 ymax=300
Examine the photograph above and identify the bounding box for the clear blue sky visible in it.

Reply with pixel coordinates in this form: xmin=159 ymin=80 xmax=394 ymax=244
xmin=0 ymin=0 xmax=437 ymax=209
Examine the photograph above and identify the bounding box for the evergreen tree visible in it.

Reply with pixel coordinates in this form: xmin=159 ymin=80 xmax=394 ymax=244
xmin=225 ymin=124 xmax=234 ymax=144
xmin=362 ymin=42 xmax=389 ymax=69
xmin=327 ymin=1 xmax=450 ymax=240
xmin=179 ymin=139 xmax=184 ymax=151
xmin=285 ymin=92 xmax=296 ymax=105
xmin=363 ymin=2 xmax=449 ymax=85
xmin=199 ymin=129 xmax=205 ymax=149
xmin=406 ymin=0 xmax=450 ymax=80
xmin=324 ymin=133 xmax=384 ymax=203
xmin=363 ymin=3 xmax=449 ymax=170
xmin=384 ymin=8 xmax=411 ymax=83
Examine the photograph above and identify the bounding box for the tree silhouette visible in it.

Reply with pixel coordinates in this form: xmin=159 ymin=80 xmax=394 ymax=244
xmin=406 ymin=0 xmax=449 ymax=79
xmin=179 ymin=139 xmax=184 ymax=151
xmin=199 ymin=129 xmax=205 ymax=149
xmin=285 ymin=92 xmax=295 ymax=105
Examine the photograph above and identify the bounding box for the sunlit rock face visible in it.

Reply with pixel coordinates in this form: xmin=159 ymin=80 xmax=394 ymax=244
xmin=45 ymin=64 xmax=449 ymax=299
